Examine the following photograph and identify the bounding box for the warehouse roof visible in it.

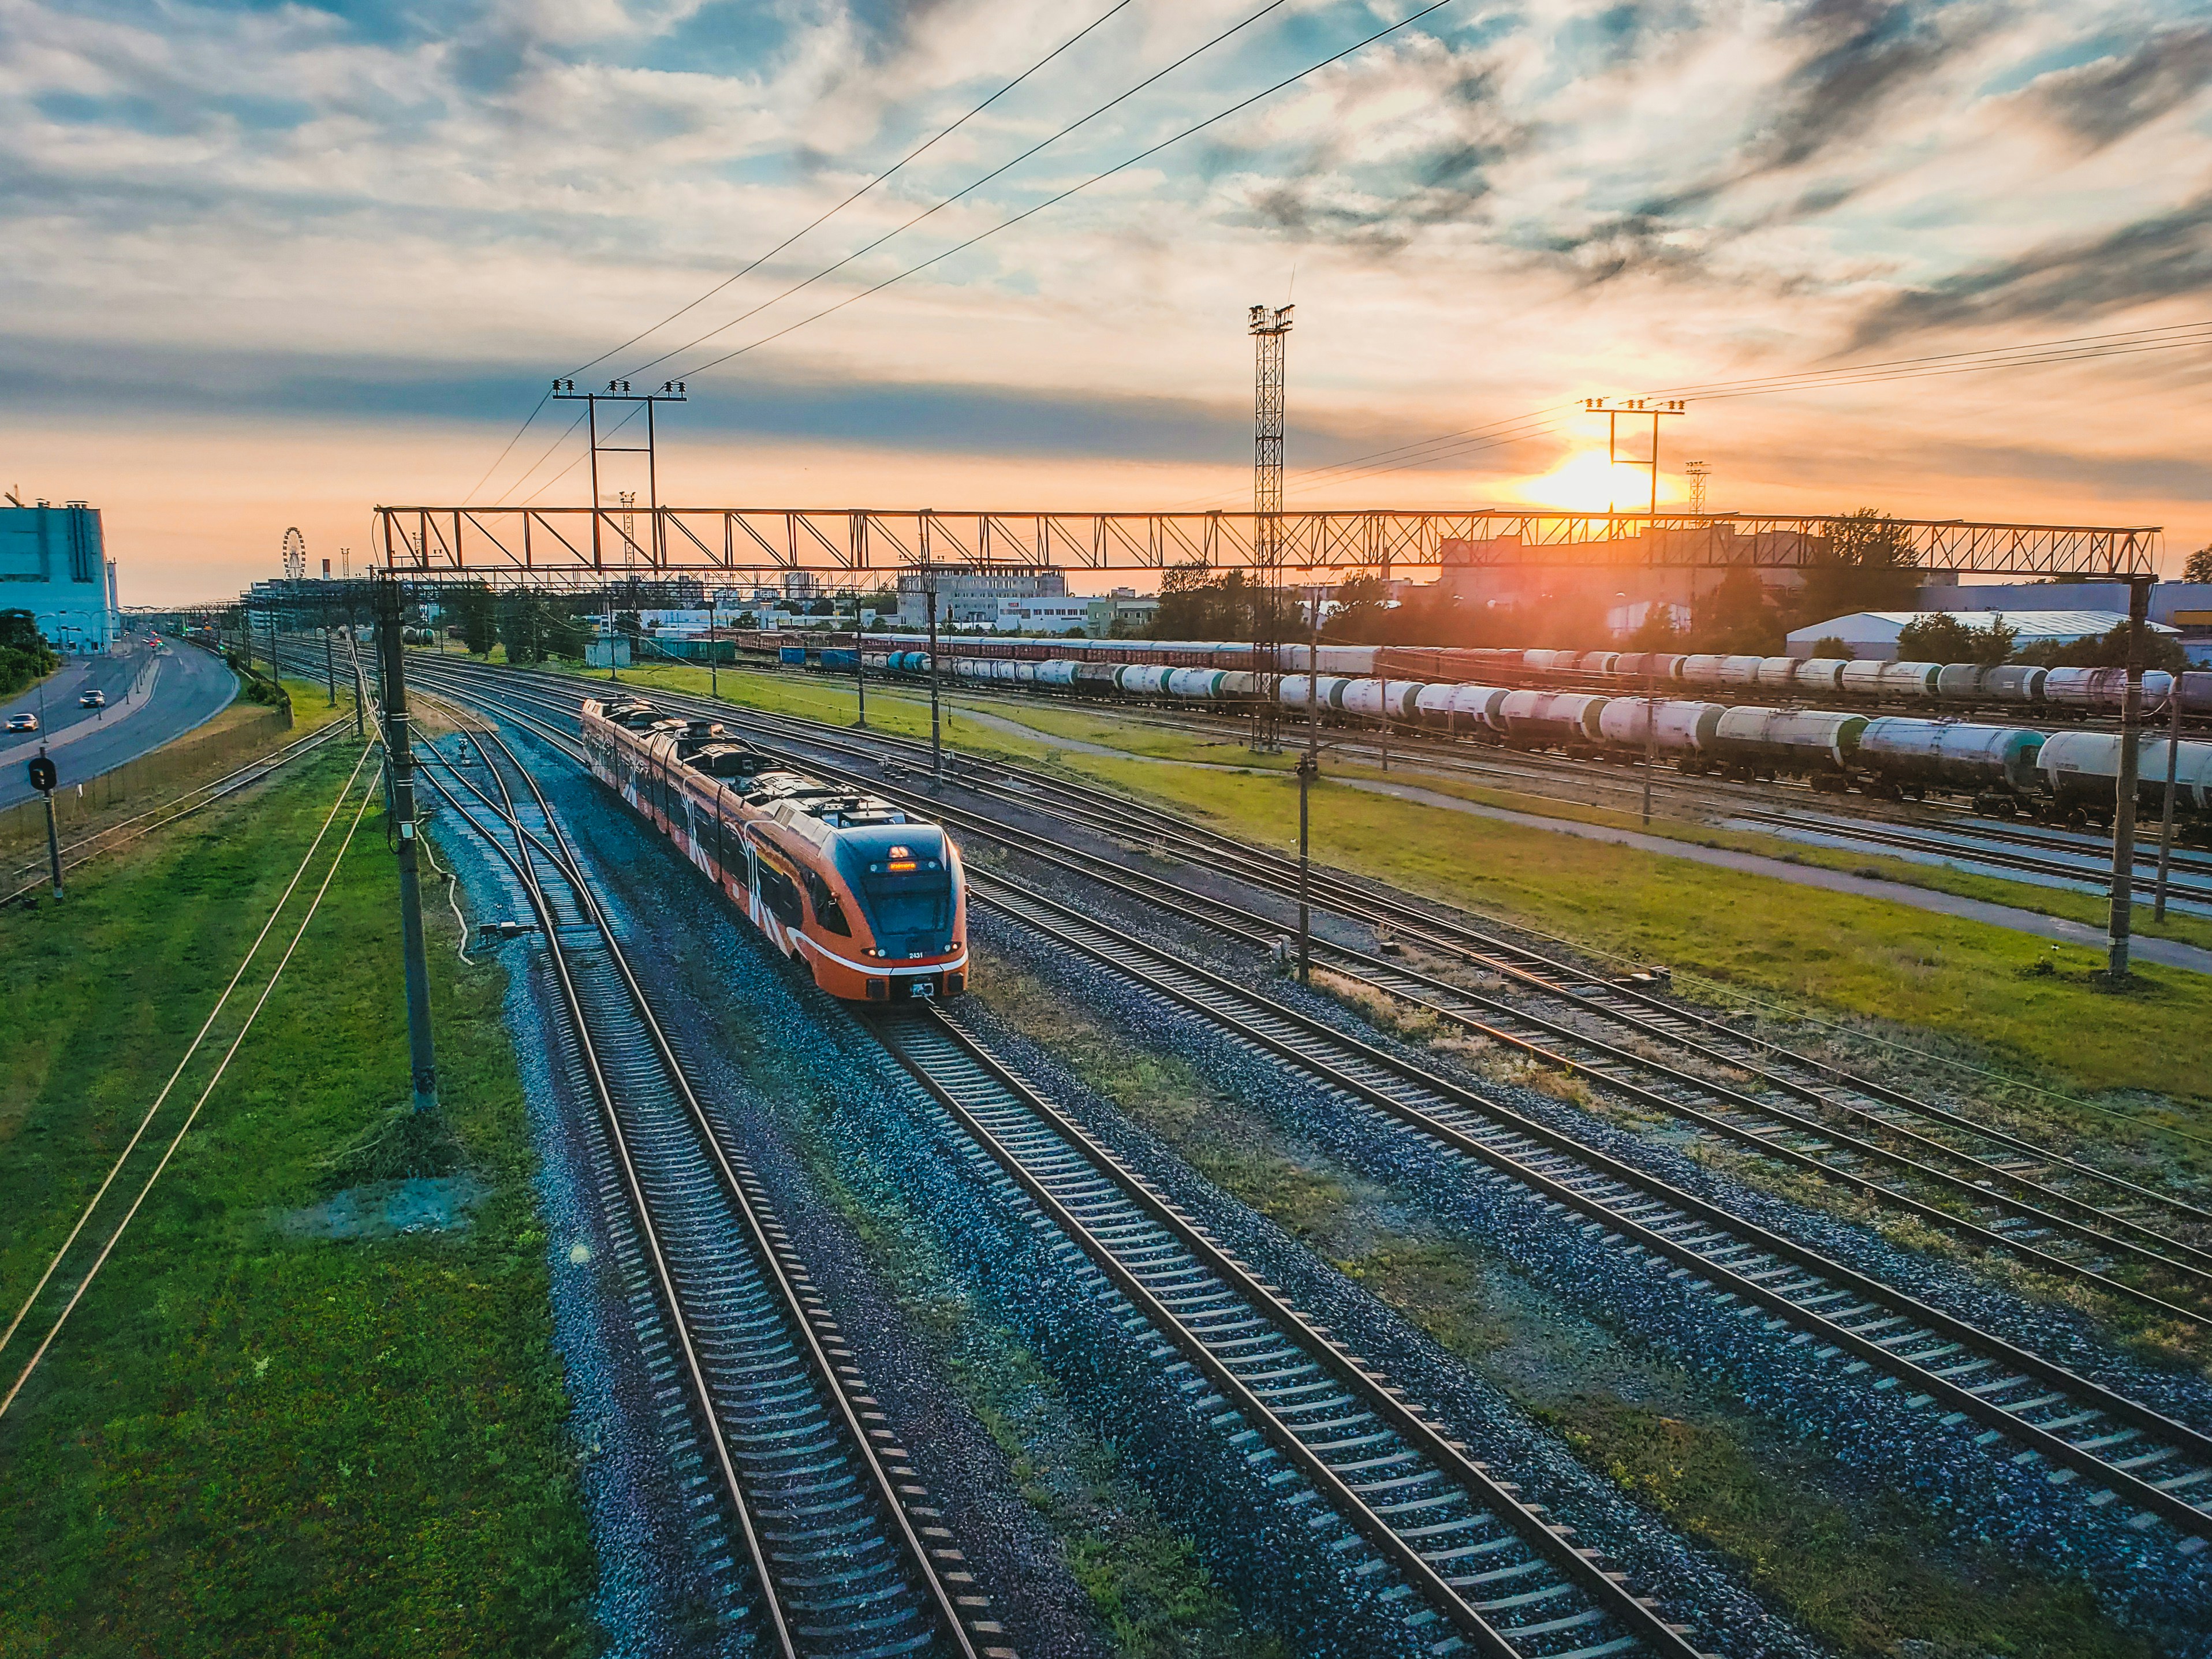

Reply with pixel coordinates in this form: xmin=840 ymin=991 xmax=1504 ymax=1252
xmin=1786 ymin=609 xmax=2176 ymax=661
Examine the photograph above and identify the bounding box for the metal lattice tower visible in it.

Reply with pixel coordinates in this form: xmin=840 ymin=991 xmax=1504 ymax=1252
xmin=1685 ymin=459 xmax=1711 ymax=515
xmin=1249 ymin=302 xmax=1293 ymax=752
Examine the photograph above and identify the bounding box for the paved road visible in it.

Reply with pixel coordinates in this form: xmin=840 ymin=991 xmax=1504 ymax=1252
xmin=0 ymin=640 xmax=238 ymax=810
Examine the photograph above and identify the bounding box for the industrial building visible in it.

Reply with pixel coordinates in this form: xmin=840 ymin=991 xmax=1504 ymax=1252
xmin=896 ymin=566 xmax=1066 ymax=627
xmin=0 ymin=499 xmax=117 ymax=651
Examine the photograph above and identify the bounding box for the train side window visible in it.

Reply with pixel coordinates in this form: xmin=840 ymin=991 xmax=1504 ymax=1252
xmin=758 ymin=861 xmax=805 ymax=928
xmin=803 ymin=870 xmax=851 ymax=935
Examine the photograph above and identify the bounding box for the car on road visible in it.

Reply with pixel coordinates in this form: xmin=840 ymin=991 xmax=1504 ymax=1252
xmin=5 ymin=713 xmax=36 ymax=733
xmin=79 ymin=690 xmax=106 ymax=708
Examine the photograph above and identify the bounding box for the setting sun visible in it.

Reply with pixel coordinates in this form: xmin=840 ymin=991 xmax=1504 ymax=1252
xmin=1515 ymin=450 xmax=1680 ymax=513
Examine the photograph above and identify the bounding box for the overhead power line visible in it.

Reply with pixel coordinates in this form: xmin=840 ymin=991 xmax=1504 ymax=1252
xmin=670 ymin=0 xmax=1467 ymax=384
xmin=463 ymin=0 xmax=1142 ymax=503
xmin=576 ymin=0 xmax=1140 ymax=380
xmin=628 ymin=0 xmax=1305 ymax=380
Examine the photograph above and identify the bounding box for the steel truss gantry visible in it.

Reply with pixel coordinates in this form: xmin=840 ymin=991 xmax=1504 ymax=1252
xmin=372 ymin=506 xmax=2159 ymax=584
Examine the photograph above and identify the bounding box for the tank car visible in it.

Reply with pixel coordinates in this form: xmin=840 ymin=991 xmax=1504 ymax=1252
xmin=1717 ymin=654 xmax=1766 ymax=688
xmin=1598 ymin=698 xmax=1725 ymax=763
xmin=1710 ymin=707 xmax=1868 ymax=787
xmin=581 ymin=698 xmax=968 ymax=1002
xmin=1678 ymin=654 xmax=1729 ymax=689
xmin=1856 ymin=718 xmax=2045 ymax=807
xmin=1791 ymin=658 xmax=1848 ymax=696
xmin=1277 ymin=673 xmax=1353 ymax=714
xmin=1578 ymin=652 xmax=1621 ymax=675
xmin=1752 ymin=657 xmax=1799 ymax=692
xmin=1340 ymin=678 xmax=1425 ymax=723
xmin=1117 ymin=664 xmax=1175 ymax=697
xmin=1880 ymin=661 xmax=1944 ymax=700
xmin=1612 ymin=652 xmax=1687 ymax=683
xmin=1498 ymin=690 xmax=1609 ymax=752
xmin=2039 ymin=733 xmax=2212 ymax=826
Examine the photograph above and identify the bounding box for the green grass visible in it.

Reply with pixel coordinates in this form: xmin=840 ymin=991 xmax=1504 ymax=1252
xmin=972 ymin=947 xmax=2157 ymax=1659
xmin=0 ymin=745 xmax=596 ymax=1659
xmin=1060 ymin=756 xmax=2212 ymax=1106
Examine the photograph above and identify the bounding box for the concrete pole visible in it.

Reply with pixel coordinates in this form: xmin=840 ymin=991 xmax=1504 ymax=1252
xmin=926 ymin=566 xmax=942 ymax=784
xmin=2105 ymin=577 xmax=2151 ymax=978
xmin=2154 ymin=659 xmax=2185 ymax=921
xmin=375 ymin=579 xmax=440 ymax=1114
xmin=1299 ymin=586 xmax=1319 ymax=985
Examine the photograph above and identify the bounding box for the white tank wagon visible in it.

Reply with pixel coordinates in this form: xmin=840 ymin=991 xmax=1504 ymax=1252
xmin=1116 ymin=664 xmax=1176 ymax=697
xmin=1278 ymin=674 xmax=1355 ymax=713
xmin=1498 ymin=690 xmax=1610 ymax=751
xmin=1836 ymin=660 xmax=1888 ymax=699
xmin=1598 ymin=698 xmax=1726 ymax=761
xmin=1717 ymin=655 xmax=1766 ymax=687
xmin=1161 ymin=667 xmax=1244 ymax=701
xmin=1413 ymin=682 xmax=1512 ymax=734
xmin=1613 ymin=652 xmax=1688 ymax=683
xmin=1339 ymin=678 xmax=1427 ymax=722
xmin=1710 ymin=707 xmax=1870 ymax=787
xmin=1579 ymin=651 xmax=1621 ymax=674
xmin=1677 ymin=654 xmax=1729 ymax=688
xmin=1856 ymin=719 xmax=2046 ymax=806
xmin=1791 ymin=659 xmax=1848 ymax=696
xmin=1753 ymin=657 xmax=1800 ymax=692
xmin=1878 ymin=661 xmax=1944 ymax=699
xmin=1034 ymin=659 xmax=1080 ymax=689
xmin=2039 ymin=733 xmax=2212 ymax=826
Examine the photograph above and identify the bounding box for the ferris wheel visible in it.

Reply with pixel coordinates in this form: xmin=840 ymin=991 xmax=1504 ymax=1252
xmin=282 ymin=526 xmax=307 ymax=581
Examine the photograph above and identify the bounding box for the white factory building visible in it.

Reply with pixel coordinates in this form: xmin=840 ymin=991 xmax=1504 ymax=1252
xmin=1785 ymin=610 xmax=2179 ymax=662
xmin=0 ymin=499 xmax=118 ymax=651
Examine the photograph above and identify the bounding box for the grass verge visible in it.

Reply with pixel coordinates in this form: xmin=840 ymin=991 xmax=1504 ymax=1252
xmin=0 ymin=743 xmax=596 ymax=1659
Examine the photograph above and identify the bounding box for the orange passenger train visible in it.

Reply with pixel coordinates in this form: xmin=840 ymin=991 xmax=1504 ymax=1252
xmin=581 ymin=698 xmax=969 ymax=1002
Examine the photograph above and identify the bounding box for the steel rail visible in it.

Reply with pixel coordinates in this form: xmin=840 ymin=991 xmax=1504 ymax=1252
xmin=416 ymin=696 xmax=995 ymax=1659
xmin=413 ymin=660 xmax=2212 ymax=1288
xmin=872 ymin=1001 xmax=1713 ymax=1659
xmin=958 ymin=868 xmax=2212 ymax=1542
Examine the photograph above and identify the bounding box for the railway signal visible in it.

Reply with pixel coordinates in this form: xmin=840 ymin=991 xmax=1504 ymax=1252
xmin=26 ymin=751 xmax=61 ymax=898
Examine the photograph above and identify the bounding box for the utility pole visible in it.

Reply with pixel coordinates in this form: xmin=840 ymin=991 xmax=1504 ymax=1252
xmin=853 ymin=601 xmax=868 ymax=729
xmin=2154 ymin=656 xmax=2185 ymax=921
xmin=1249 ymin=302 xmax=1293 ymax=755
xmin=324 ymin=626 xmax=337 ymax=706
xmin=2106 ymin=576 xmax=2152 ymax=978
xmin=924 ymin=560 xmax=943 ymax=783
xmin=374 ymin=577 xmax=440 ymax=1115
xmin=1297 ymin=585 xmax=1319 ymax=985
xmin=1643 ymin=650 xmax=1658 ymax=827
xmin=709 ymin=588 xmax=720 ymax=699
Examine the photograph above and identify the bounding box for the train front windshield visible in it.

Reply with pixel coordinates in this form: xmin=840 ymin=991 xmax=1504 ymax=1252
xmin=838 ymin=831 xmax=956 ymax=954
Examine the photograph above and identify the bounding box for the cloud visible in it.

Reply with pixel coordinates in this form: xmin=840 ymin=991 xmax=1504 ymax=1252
xmin=2020 ymin=24 xmax=2212 ymax=151
xmin=1848 ymin=190 xmax=2212 ymax=343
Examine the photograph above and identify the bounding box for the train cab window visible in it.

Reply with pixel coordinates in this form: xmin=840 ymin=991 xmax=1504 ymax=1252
xmin=801 ymin=869 xmax=851 ymax=935
xmin=758 ymin=861 xmax=805 ymax=928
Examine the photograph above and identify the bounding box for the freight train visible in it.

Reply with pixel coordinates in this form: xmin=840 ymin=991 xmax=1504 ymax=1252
xmin=580 ymin=697 xmax=969 ymax=1002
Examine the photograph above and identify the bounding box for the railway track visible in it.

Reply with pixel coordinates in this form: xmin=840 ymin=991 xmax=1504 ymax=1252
xmin=400 ymin=661 xmax=2212 ymax=1546
xmin=393 ymin=657 xmax=2212 ymax=1318
xmin=412 ymin=698 xmax=1006 ymax=1659
xmin=952 ymin=870 xmax=2212 ymax=1549
xmin=871 ymin=1003 xmax=1715 ymax=1659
